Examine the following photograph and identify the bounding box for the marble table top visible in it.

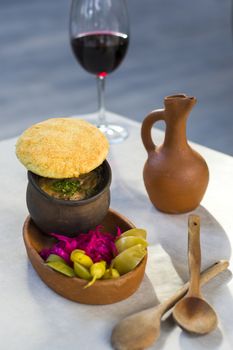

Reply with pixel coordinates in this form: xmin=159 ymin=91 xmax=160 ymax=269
xmin=0 ymin=113 xmax=232 ymax=350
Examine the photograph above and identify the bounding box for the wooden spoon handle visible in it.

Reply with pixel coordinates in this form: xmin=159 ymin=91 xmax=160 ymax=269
xmin=159 ymin=260 xmax=229 ymax=315
xmin=187 ymin=215 xmax=201 ymax=297
xmin=200 ymin=260 xmax=229 ymax=285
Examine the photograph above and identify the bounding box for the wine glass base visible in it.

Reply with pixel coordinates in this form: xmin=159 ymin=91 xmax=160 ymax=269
xmin=97 ymin=124 xmax=129 ymax=144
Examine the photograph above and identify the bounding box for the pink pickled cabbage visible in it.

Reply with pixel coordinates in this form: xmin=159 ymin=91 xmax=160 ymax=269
xmin=75 ymin=226 xmax=119 ymax=264
xmin=40 ymin=226 xmax=121 ymax=265
xmin=40 ymin=246 xmax=70 ymax=264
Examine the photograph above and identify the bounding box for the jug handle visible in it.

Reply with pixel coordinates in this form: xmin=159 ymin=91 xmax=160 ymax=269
xmin=141 ymin=109 xmax=165 ymax=153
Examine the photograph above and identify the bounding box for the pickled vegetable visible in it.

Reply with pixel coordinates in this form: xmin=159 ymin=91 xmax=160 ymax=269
xmin=46 ymin=254 xmax=66 ymax=264
xmin=112 ymin=244 xmax=147 ymax=275
xmin=74 ymin=262 xmax=91 ymax=280
xmin=116 ymin=228 xmax=147 ymax=240
xmin=46 ymin=261 xmax=75 ymax=277
xmin=73 ymin=226 xmax=117 ymax=264
xmin=115 ymin=236 xmax=148 ymax=253
xmin=84 ymin=261 xmax=106 ymax=288
xmin=70 ymin=249 xmax=85 ymax=256
xmin=70 ymin=250 xmax=93 ymax=268
xmin=41 ymin=225 xmax=148 ymax=281
xmin=103 ymin=268 xmax=120 ymax=279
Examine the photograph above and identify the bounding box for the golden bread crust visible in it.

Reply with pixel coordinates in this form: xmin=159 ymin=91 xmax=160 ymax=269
xmin=16 ymin=118 xmax=109 ymax=178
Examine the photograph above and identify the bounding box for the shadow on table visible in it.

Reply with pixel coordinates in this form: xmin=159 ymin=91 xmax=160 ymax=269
xmin=110 ymin=178 xmax=233 ymax=348
xmin=111 ymin=174 xmax=231 ymax=280
xmin=90 ymin=273 xmax=159 ymax=319
xmin=155 ymin=205 xmax=231 ymax=280
xmin=144 ymin=201 xmax=232 ymax=349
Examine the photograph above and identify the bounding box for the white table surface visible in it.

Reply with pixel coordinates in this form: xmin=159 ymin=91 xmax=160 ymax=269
xmin=0 ymin=113 xmax=232 ymax=350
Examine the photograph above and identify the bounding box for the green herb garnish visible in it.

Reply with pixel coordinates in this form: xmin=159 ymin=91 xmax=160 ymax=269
xmin=52 ymin=179 xmax=80 ymax=196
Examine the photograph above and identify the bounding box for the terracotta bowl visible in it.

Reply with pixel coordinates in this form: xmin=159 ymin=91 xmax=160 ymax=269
xmin=26 ymin=160 xmax=111 ymax=236
xmin=23 ymin=209 xmax=147 ymax=305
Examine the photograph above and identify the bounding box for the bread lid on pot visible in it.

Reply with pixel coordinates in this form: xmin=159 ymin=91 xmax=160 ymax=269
xmin=16 ymin=118 xmax=109 ymax=178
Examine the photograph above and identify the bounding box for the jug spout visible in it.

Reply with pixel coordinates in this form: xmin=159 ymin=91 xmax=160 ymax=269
xmin=162 ymin=94 xmax=197 ymax=149
xmin=164 ymin=94 xmax=197 ymax=117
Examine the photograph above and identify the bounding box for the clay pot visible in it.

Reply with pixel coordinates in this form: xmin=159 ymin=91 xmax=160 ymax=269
xmin=141 ymin=94 xmax=209 ymax=214
xmin=23 ymin=209 xmax=147 ymax=305
xmin=26 ymin=160 xmax=111 ymax=236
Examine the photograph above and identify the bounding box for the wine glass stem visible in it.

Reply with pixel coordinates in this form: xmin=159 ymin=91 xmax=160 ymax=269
xmin=97 ymin=75 xmax=107 ymax=127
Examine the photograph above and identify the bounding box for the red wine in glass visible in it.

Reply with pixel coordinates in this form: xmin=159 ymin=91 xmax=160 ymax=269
xmin=70 ymin=0 xmax=130 ymax=143
xmin=71 ymin=31 xmax=129 ymax=77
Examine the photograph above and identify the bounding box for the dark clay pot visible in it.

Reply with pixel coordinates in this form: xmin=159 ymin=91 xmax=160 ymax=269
xmin=26 ymin=160 xmax=111 ymax=236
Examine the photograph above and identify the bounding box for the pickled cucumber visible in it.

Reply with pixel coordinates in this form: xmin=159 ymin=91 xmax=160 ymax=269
xmin=112 ymin=244 xmax=147 ymax=275
xmin=115 ymin=236 xmax=148 ymax=253
xmin=74 ymin=261 xmax=91 ymax=280
xmin=117 ymin=228 xmax=147 ymax=240
xmin=46 ymin=254 xmax=66 ymax=264
xmin=46 ymin=261 xmax=75 ymax=277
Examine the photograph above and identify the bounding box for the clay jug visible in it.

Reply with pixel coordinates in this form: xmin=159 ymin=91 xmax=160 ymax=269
xmin=141 ymin=94 xmax=209 ymax=214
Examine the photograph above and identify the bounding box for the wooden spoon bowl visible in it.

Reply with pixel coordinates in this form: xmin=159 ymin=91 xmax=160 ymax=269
xmin=173 ymin=296 xmax=217 ymax=334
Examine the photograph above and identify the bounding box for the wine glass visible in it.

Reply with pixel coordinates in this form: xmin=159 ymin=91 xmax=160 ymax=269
xmin=70 ymin=0 xmax=130 ymax=143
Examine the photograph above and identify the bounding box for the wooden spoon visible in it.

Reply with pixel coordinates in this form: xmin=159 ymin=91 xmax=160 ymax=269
xmin=111 ymin=260 xmax=228 ymax=350
xmin=173 ymin=215 xmax=218 ymax=334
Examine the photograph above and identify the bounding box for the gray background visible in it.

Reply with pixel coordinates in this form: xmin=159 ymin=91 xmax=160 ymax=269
xmin=1 ymin=0 xmax=233 ymax=155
